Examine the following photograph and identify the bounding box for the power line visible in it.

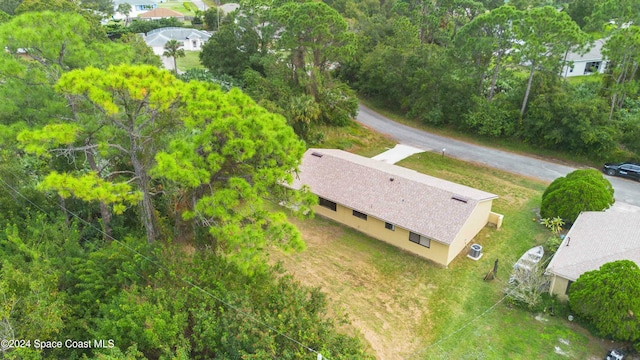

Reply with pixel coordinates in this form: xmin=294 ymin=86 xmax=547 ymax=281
xmin=406 ymin=256 xmax=554 ymax=359
xmin=0 ymin=177 xmax=327 ymax=359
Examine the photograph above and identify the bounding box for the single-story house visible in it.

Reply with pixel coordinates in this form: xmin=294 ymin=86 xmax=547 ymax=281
xmin=139 ymin=8 xmax=185 ymax=21
xmin=288 ymin=149 xmax=503 ymax=266
xmin=546 ymin=211 xmax=640 ymax=301
xmin=144 ymin=27 xmax=212 ymax=55
xmin=561 ymin=39 xmax=609 ymax=77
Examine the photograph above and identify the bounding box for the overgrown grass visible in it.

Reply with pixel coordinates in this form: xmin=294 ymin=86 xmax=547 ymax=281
xmin=271 ymin=151 xmax=612 ymax=359
xmin=157 ymin=1 xmax=197 ymax=16
xmin=566 ymin=73 xmax=604 ymax=86
xmin=358 ymin=97 xmax=602 ymax=167
xmin=176 ymin=51 xmax=204 ymax=72
xmin=315 ymin=122 xmax=395 ymax=157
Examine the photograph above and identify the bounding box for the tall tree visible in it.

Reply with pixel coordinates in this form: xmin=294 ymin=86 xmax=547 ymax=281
xmin=116 ymin=2 xmax=132 ymax=25
xmin=455 ymin=5 xmax=520 ymax=100
xmin=154 ymin=81 xmax=315 ymax=267
xmin=19 ymin=65 xmax=185 ymax=242
xmin=163 ymin=39 xmax=186 ymax=75
xmin=602 ymin=25 xmax=640 ymax=121
xmin=514 ymin=6 xmax=587 ymax=116
xmin=276 ymin=1 xmax=356 ymax=98
xmin=0 ymin=11 xmax=135 ymax=125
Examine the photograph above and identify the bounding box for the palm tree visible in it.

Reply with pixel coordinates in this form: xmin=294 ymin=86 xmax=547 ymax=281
xmin=116 ymin=3 xmax=132 ymax=26
xmin=163 ymin=40 xmax=186 ymax=74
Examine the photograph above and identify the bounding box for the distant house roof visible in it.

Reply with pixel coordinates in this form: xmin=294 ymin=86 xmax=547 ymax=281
xmin=139 ymin=8 xmax=184 ymax=18
xmin=565 ymin=39 xmax=607 ymax=62
xmin=289 ymin=149 xmax=498 ymax=245
xmin=546 ymin=211 xmax=640 ymax=281
xmin=144 ymin=27 xmax=211 ymax=47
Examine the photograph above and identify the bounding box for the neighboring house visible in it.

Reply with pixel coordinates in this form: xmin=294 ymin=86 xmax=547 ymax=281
xmin=113 ymin=0 xmax=161 ymax=18
xmin=561 ymin=39 xmax=609 ymax=77
xmin=144 ymin=27 xmax=211 ymax=55
xmin=546 ymin=211 xmax=640 ymax=301
xmin=139 ymin=8 xmax=185 ymax=21
xmin=288 ymin=149 xmax=503 ymax=266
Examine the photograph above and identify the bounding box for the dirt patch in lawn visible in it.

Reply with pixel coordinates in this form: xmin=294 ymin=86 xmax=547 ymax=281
xmin=269 ymin=216 xmax=433 ymax=359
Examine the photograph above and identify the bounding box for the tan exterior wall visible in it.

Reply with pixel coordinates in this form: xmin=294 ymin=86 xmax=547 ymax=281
xmin=488 ymin=212 xmax=504 ymax=229
xmin=314 ymin=202 xmax=450 ymax=265
xmin=549 ymin=275 xmax=571 ymax=301
xmin=446 ymin=200 xmax=494 ymax=264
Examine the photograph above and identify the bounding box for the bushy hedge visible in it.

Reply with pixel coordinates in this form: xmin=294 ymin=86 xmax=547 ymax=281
xmin=540 ymin=169 xmax=614 ymax=224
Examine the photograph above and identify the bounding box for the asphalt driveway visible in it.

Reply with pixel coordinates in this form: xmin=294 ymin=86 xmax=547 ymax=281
xmin=356 ymin=104 xmax=640 ymax=209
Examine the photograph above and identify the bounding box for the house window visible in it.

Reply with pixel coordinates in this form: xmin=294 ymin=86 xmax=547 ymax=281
xmin=409 ymin=232 xmax=430 ymax=248
xmin=584 ymin=61 xmax=601 ymax=74
xmin=192 ymin=40 xmax=198 ymax=48
xmin=565 ymin=280 xmax=574 ymax=295
xmin=318 ymin=197 xmax=336 ymax=211
xmin=385 ymin=222 xmax=395 ymax=231
xmin=352 ymin=210 xmax=367 ymax=220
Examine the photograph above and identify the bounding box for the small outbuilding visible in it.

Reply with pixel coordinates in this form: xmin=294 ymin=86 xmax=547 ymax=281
xmin=546 ymin=211 xmax=640 ymax=300
xmin=288 ymin=149 xmax=502 ymax=266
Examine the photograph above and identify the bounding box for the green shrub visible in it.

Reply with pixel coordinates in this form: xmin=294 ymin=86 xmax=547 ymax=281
xmin=540 ymin=169 xmax=614 ymax=224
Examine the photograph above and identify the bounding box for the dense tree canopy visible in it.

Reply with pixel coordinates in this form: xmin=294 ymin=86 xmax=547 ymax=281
xmin=570 ymin=260 xmax=640 ymax=346
xmin=540 ymin=169 xmax=614 ymax=223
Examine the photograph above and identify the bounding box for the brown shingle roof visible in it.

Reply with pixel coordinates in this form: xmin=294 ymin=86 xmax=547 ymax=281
xmin=546 ymin=212 xmax=640 ymax=281
xmin=139 ymin=8 xmax=184 ymax=18
xmin=289 ymin=149 xmax=498 ymax=245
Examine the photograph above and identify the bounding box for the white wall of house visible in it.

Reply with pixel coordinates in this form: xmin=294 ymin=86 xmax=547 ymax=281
xmin=562 ymin=60 xmax=609 ymax=77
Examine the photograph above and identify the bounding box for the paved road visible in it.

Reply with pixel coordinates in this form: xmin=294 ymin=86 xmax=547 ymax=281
xmin=356 ymin=104 xmax=640 ymax=208
xmin=191 ymin=0 xmax=208 ymax=11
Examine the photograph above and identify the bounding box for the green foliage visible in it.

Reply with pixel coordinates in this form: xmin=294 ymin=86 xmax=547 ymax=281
xmin=464 ymin=95 xmax=519 ymax=136
xmin=316 ymin=81 xmax=358 ymax=126
xmin=0 ymin=10 xmax=11 ymax=23
xmin=39 ymin=172 xmax=142 ymax=214
xmin=0 ymin=0 xmax=20 ymax=15
xmin=540 ymin=169 xmax=614 ymax=223
xmin=127 ymin=18 xmax=183 ymax=34
xmin=116 ymin=32 xmax=163 ymax=67
xmin=570 ymin=260 xmax=640 ymax=343
xmin=177 ymin=68 xmax=243 ymax=90
xmin=154 ymin=81 xmax=310 ymax=267
xmin=522 ymin=81 xmax=616 ymax=156
xmin=200 ymin=18 xmax=261 ymax=77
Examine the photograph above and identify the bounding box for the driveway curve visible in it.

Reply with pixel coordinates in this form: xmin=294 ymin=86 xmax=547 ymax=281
xmin=356 ymin=104 xmax=640 ymax=208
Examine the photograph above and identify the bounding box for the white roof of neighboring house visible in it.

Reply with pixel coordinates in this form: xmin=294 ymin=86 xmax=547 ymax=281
xmin=546 ymin=211 xmax=640 ymax=281
xmin=144 ymin=27 xmax=211 ymax=47
xmin=565 ymin=39 xmax=607 ymax=62
xmin=288 ymin=149 xmax=498 ymax=245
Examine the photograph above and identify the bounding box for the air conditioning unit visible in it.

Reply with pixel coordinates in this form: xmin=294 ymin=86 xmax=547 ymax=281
xmin=468 ymin=244 xmax=483 ymax=260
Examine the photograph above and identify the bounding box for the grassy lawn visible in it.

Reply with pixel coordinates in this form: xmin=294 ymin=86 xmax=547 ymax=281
xmin=157 ymin=1 xmax=197 ymax=16
xmin=358 ymin=97 xmax=602 ymax=168
xmin=270 ymin=150 xmax=614 ymax=359
xmin=176 ymin=51 xmax=204 ymax=72
xmin=315 ymin=122 xmax=396 ymax=158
